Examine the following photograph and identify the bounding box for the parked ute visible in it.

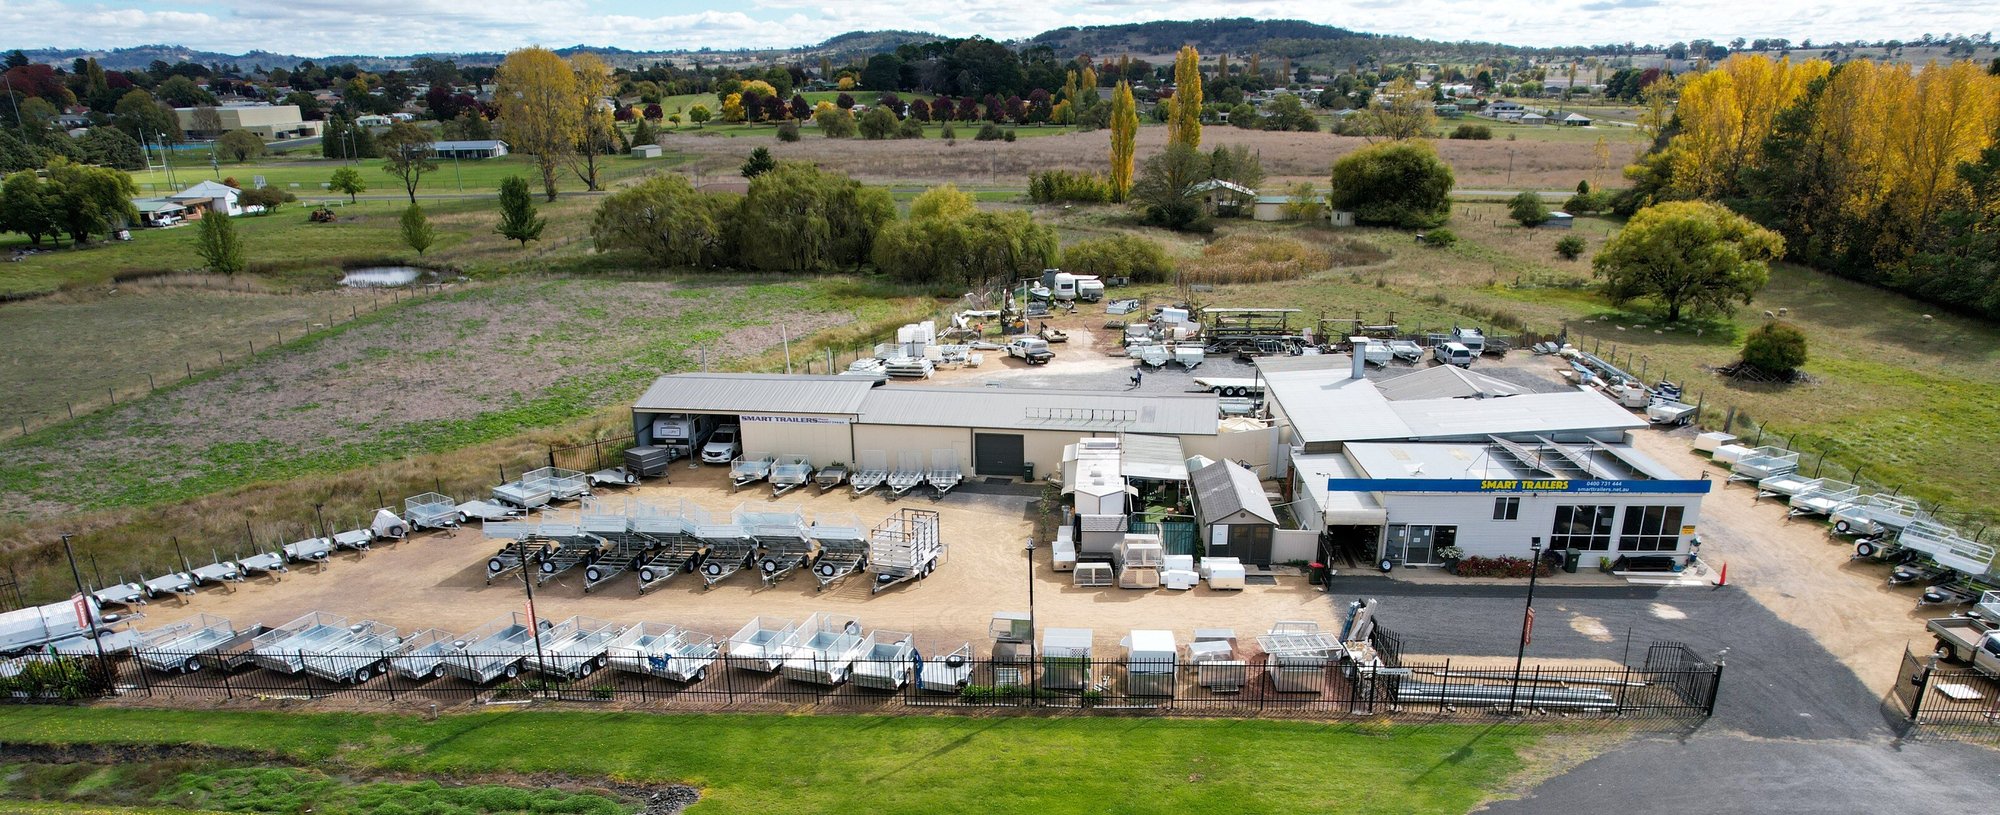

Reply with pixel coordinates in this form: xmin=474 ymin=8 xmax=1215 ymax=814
xmin=1006 ymin=337 xmax=1055 ymax=365
xmin=1929 ymin=615 xmax=2000 ymax=679
xmin=701 ymin=425 xmax=742 ymax=464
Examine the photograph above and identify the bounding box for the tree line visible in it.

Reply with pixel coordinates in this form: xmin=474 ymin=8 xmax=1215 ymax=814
xmin=1623 ymin=55 xmax=2000 ymax=318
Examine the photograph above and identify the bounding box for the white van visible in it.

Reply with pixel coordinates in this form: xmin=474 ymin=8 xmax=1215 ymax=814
xmin=1432 ymin=342 xmax=1474 ymax=368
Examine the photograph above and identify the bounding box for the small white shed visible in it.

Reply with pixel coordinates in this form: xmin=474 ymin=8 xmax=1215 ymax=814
xmin=630 ymin=144 xmax=663 ymax=158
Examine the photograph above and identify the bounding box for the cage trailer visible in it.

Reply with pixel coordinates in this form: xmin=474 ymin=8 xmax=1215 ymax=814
xmin=868 ymin=508 xmax=944 ymax=594
xmin=779 ymin=612 xmax=868 ymax=686
xmin=809 ymin=512 xmax=870 ymax=592
xmin=251 ymin=612 xmax=356 ymax=675
xmin=727 ymin=616 xmax=802 ymax=673
xmin=386 ymin=628 xmax=459 ymax=681
xmin=606 ymin=622 xmax=720 ymax=683
xmin=135 ymin=614 xmax=237 ymax=674
xmin=442 ymin=612 xmax=552 ymax=684
xmin=743 ymin=505 xmax=812 ymax=587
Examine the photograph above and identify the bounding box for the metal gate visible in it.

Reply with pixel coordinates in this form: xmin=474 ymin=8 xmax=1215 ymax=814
xmin=973 ymin=433 xmax=1025 ymax=477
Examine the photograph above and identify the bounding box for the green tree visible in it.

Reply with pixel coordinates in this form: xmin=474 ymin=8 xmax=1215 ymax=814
xmin=1593 ymin=200 xmax=1784 ymax=322
xmin=1108 ymin=81 xmax=1138 ymax=202
xmin=1061 ymin=233 xmax=1174 ymax=282
xmin=1328 ymin=140 xmax=1455 ymax=228
xmin=0 ymin=170 xmax=62 ymax=245
xmin=113 ymin=89 xmax=180 ymax=144
xmin=239 ymin=185 xmax=295 ymax=212
xmin=1262 ymin=93 xmax=1319 ymax=132
xmin=741 ymin=146 xmax=777 ymax=178
xmin=77 ymin=127 xmax=144 ymax=170
xmin=688 ymin=105 xmax=710 ymax=125
xmin=1130 ymin=143 xmax=1211 ymax=230
xmin=195 ymin=205 xmax=245 ymax=274
xmin=154 ymin=75 xmax=216 ymax=107
xmin=898 ymin=116 xmax=925 ymax=139
xmin=1508 ymin=191 xmax=1551 ymax=226
xmin=495 ymin=46 xmax=582 ymax=201
xmin=1555 ymin=235 xmax=1587 ymax=260
xmin=590 ymin=173 xmax=736 ymax=266
xmin=909 ymin=184 xmax=977 ymax=222
xmin=1740 ymin=320 xmax=1808 ymax=373
xmin=873 ymin=207 xmax=1058 ymax=287
xmin=378 ymin=122 xmax=438 ymax=204
xmin=216 ymin=130 xmax=266 ymax=162
xmin=399 ymin=203 xmax=436 ymax=255
xmin=1168 ymin=46 xmax=1204 ymax=149
xmin=328 ymin=166 xmax=366 ymax=203
xmin=495 ymin=175 xmax=546 ymax=246
xmin=46 ymin=159 xmax=137 ymax=243
xmin=858 ymin=106 xmax=898 ymax=140
xmin=1208 ymin=144 xmax=1264 ymax=189
xmin=814 ymin=105 xmax=855 ymax=138
xmin=734 ymin=162 xmax=892 ymax=272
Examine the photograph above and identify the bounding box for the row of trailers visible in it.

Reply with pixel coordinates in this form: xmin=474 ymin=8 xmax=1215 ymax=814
xmin=65 ymin=609 xmax=980 ymax=693
xmin=1703 ymin=434 xmax=1999 ymax=607
xmin=729 ymin=450 xmax=964 ymax=499
xmin=480 ymin=501 xmax=944 ymax=596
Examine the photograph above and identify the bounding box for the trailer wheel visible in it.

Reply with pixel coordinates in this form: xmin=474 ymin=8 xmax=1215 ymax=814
xmin=1379 ymin=559 xmax=1394 ymax=572
xmin=487 ymin=558 xmax=505 ymax=574
xmin=431 ymin=665 xmax=446 ymax=680
xmin=586 ymin=566 xmax=603 ymax=582
xmin=818 ymin=563 xmax=837 ymax=577
xmin=1832 ymin=520 xmax=1852 ymax=534
xmin=1855 ymin=540 xmax=1878 ymax=558
xmin=388 ymin=525 xmax=407 ymax=539
xmin=703 ymin=562 xmax=723 ymax=577
xmin=693 ymin=667 xmax=707 ymax=683
xmin=182 ymin=657 xmax=202 ymax=673
xmin=354 ymin=666 xmax=372 ymax=683
xmin=594 ymin=656 xmax=606 ymax=670
xmin=504 ymin=665 xmax=519 ymax=679
xmin=640 ymin=568 xmax=657 ymax=583
xmin=761 ymin=559 xmax=778 ymax=574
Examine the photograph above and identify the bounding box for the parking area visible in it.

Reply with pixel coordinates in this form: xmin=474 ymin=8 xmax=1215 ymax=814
xmin=158 ymin=465 xmax=1338 ymax=659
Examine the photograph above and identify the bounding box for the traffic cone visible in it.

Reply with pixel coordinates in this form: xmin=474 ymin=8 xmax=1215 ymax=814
xmin=1715 ymin=562 xmax=1728 ymax=587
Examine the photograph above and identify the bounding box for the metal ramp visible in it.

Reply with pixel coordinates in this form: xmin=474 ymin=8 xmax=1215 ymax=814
xmin=888 ymin=451 xmax=927 ymax=497
xmin=742 ymin=504 xmax=811 ymax=586
xmin=632 ymin=499 xmax=704 ymax=594
xmin=926 ymin=449 xmax=963 ymax=497
xmin=691 ymin=504 xmax=756 ymax=589
xmin=868 ymin=508 xmax=944 ymax=594
xmin=770 ymin=454 xmax=813 ymax=497
xmin=809 ymin=512 xmax=869 ymax=592
xmin=850 ymin=450 xmax=890 ymax=496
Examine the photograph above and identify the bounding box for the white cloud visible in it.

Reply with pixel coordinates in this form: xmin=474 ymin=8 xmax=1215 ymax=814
xmin=7 ymin=0 xmax=1996 ymax=55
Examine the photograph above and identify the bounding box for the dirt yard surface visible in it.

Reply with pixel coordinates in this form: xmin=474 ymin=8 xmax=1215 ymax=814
xmin=664 ymin=124 xmax=1640 ymax=190
xmin=141 ymin=465 xmax=1337 ymax=657
xmin=0 ymin=279 xmax=855 ymax=518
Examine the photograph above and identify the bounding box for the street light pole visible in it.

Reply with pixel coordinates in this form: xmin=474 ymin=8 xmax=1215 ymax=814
xmin=1025 ymin=535 xmax=1037 ymax=689
xmin=59 ymin=533 xmax=112 ymax=684
xmin=519 ymin=539 xmax=547 ymax=697
xmin=1508 ymin=536 xmax=1543 ymax=714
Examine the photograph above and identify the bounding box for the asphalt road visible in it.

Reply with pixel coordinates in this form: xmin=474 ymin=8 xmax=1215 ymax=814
xmin=1325 ymin=578 xmax=2000 ymax=811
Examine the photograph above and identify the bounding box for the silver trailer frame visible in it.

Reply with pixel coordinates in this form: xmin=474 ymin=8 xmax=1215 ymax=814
xmin=235 ymin=550 xmax=288 ymax=579
xmin=442 ymin=612 xmax=551 ymax=684
xmin=302 ymin=620 xmax=401 ymax=683
xmin=404 ymin=492 xmax=466 ymax=530
xmin=692 ymin=504 xmax=755 ymax=589
xmin=1728 ymin=446 xmax=1799 ymax=482
xmin=1788 ymin=479 xmax=1860 ymax=518
xmin=809 ymin=512 xmax=869 ymax=592
xmin=135 ymin=614 xmax=234 ymax=673
xmin=850 ymin=450 xmax=890 ymax=496
xmin=632 ymin=499 xmax=703 ymax=594
xmin=606 ymin=622 xmax=720 ymax=683
xmin=251 ymin=612 xmax=353 ymax=674
xmin=868 ymin=508 xmax=944 ymax=594
xmin=142 ymin=569 xmax=197 ymax=601
xmin=770 ymin=454 xmax=813 ymax=497
xmin=1831 ymin=494 xmax=1924 ymax=537
xmin=888 ymin=451 xmax=927 ymax=497
xmin=729 ymin=453 xmax=776 ymax=489
xmin=386 ymin=628 xmax=458 ymax=681
xmin=283 ymin=535 xmax=332 ymax=565
xmin=814 ymin=463 xmax=849 ymax=492
xmin=523 ymin=615 xmax=623 ymax=679
xmin=926 ymin=449 xmax=962 ymax=496
xmin=849 ymin=630 xmax=917 ymax=690
xmin=727 ymin=616 xmax=801 ymax=673
xmin=742 ymin=504 xmax=811 ymax=587
xmin=1754 ymin=471 xmax=1817 ymax=501
xmin=1897 ymin=520 xmax=1997 ymax=577
xmin=780 ymin=612 xmax=867 ymax=686
xmin=92 ymin=581 xmax=149 ymax=609
xmin=917 ymin=643 xmax=976 ymax=693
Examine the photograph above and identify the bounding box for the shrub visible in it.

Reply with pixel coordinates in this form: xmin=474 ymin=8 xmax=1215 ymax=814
xmin=1452 ymin=556 xmax=1553 ymax=578
xmin=1003 ymin=129 xmax=1016 ymax=142
xmin=1181 ymin=234 xmax=1333 ymax=285
xmin=1063 ymin=234 xmax=1175 ymax=282
xmin=974 ymin=123 xmax=1003 ymax=141
xmin=1555 ymin=234 xmax=1586 ymax=260
xmin=1027 ymin=170 xmax=1112 ymax=203
xmin=776 ymin=121 xmax=800 ymax=142
xmin=239 ymin=185 xmax=296 ymax=212
xmin=1419 ymin=228 xmax=1457 ymax=247
xmin=1564 ymin=190 xmax=1610 ymax=214
xmin=1448 ymin=123 xmax=1493 ymax=140
xmin=1508 ymin=191 xmax=1551 ymax=227
xmin=1741 ymin=320 xmax=1808 ymax=374
xmin=898 ymin=117 xmax=925 ymax=139
xmin=1328 ymin=140 xmax=1454 ymax=228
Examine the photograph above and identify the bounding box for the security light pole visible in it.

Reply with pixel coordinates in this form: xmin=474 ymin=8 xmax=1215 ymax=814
xmin=1507 ymin=537 xmax=1543 ymax=714
xmin=60 ymin=533 xmax=113 ymax=684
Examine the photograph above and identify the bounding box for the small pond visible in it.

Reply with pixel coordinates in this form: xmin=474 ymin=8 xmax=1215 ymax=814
xmin=338 ymin=267 xmax=426 ymax=287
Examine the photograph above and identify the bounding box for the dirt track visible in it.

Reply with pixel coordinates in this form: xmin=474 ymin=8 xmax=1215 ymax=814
xmin=152 ymin=465 xmax=1335 ymax=657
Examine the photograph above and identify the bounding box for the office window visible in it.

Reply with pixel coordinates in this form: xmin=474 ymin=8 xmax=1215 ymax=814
xmin=1619 ymin=505 xmax=1686 ymax=552
xmin=1551 ymin=505 xmax=1615 ymax=551
xmin=1493 ymin=497 xmax=1520 ymax=520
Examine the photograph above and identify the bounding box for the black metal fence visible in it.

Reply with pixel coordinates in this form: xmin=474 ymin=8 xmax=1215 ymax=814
xmin=1891 ymin=646 xmax=2000 ymax=740
xmin=6 ymin=642 xmax=1721 ymax=721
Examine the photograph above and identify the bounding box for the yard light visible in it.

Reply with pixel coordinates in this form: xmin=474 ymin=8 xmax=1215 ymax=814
xmin=1508 ymin=537 xmax=1543 ymax=714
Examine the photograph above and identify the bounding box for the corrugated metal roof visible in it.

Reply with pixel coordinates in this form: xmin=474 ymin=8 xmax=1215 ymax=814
xmin=1120 ymin=434 xmax=1189 ymax=482
xmin=431 ymin=140 xmax=509 ymax=150
xmin=1191 ymin=459 xmax=1276 ymax=525
xmin=1344 ymin=442 xmax=1529 ymax=480
xmin=1395 ymin=391 xmax=1645 ymax=439
xmin=858 ymin=387 xmax=1217 ymax=435
xmin=1375 ymin=365 xmax=1527 ymax=402
xmin=1264 ymin=370 xmax=1410 ymax=443
xmin=632 ymin=373 xmax=875 ymax=415
xmin=1292 ymin=452 xmax=1386 ymax=526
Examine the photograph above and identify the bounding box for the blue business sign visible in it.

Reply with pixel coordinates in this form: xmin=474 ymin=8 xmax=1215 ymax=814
xmin=1325 ymin=478 xmax=1712 ymax=495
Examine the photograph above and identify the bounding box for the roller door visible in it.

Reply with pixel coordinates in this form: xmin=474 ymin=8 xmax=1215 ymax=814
xmin=974 ymin=433 xmax=1026 ymax=477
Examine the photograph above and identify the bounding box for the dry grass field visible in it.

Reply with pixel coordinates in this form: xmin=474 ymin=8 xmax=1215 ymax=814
xmin=663 ymin=123 xmax=1642 ymax=190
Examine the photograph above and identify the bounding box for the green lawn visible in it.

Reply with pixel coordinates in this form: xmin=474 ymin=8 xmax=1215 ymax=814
xmin=125 ymin=152 xmax=669 ymax=198
xmin=0 ymin=708 xmax=1544 ymax=815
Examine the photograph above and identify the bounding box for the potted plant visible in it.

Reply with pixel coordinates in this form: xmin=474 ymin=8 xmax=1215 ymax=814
xmin=1437 ymin=546 xmax=1467 ymax=574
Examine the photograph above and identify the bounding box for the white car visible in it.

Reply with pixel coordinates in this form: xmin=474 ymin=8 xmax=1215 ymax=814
xmin=701 ymin=426 xmax=741 ymax=464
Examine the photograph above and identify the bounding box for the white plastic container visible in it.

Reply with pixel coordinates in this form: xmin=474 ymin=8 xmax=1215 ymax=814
xmin=1207 ymin=560 xmax=1246 ymax=590
xmin=1693 ymin=432 xmax=1736 ymax=453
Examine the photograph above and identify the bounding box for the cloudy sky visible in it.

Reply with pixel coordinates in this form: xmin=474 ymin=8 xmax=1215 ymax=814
xmin=4 ymin=0 xmax=1992 ymax=56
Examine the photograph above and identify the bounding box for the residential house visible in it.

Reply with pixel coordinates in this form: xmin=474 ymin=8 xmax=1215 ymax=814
xmin=1562 ymin=112 xmax=1593 ymax=126
xmin=1190 ymin=179 xmax=1255 ymax=217
xmin=166 ymin=180 xmax=243 ymax=218
xmin=430 ymin=140 xmax=509 ymax=160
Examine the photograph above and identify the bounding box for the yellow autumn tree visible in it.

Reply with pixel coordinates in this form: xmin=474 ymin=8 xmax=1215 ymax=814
xmin=1109 ymin=81 xmax=1138 ymax=202
xmin=721 ymin=93 xmax=746 ymax=123
xmin=1169 ymin=46 xmax=1203 ymax=150
xmin=1668 ymin=55 xmax=1830 ymax=198
xmin=496 ymin=46 xmax=583 ymax=201
xmin=569 ymin=52 xmax=618 ymax=192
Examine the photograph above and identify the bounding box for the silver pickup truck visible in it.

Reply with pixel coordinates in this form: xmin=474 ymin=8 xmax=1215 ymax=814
xmin=1928 ymin=612 xmax=2000 ymax=679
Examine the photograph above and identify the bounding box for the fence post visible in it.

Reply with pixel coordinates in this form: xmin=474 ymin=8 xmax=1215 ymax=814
xmin=1705 ymin=660 xmax=1726 ymax=717
xmin=220 ymin=658 xmax=233 ymax=699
